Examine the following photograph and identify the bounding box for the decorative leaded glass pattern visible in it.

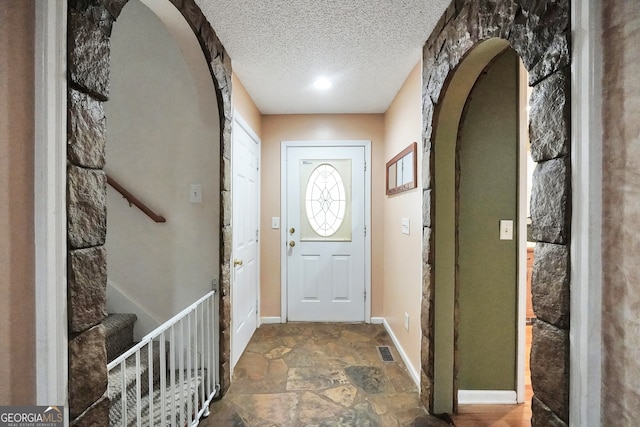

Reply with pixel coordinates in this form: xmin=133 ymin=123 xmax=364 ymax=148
xmin=305 ymin=164 xmax=346 ymax=237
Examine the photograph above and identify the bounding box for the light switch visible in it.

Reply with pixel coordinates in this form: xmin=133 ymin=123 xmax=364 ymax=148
xmin=500 ymin=220 xmax=514 ymax=240
xmin=271 ymin=217 xmax=280 ymax=229
xmin=402 ymin=218 xmax=410 ymax=235
xmin=189 ymin=184 xmax=202 ymax=203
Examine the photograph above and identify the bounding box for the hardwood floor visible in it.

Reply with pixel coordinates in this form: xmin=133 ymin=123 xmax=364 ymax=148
xmin=451 ymin=324 xmax=533 ymax=427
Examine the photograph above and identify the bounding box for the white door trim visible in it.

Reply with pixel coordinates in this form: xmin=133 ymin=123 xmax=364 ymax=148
xmin=280 ymin=140 xmax=371 ymax=323
xmin=516 ymin=61 xmax=529 ymax=404
xmin=34 ymin=0 xmax=68 ymax=408
xmin=570 ymin=0 xmax=603 ymax=425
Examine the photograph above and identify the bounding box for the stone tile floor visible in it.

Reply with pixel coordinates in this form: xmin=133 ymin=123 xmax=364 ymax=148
xmin=202 ymin=323 xmax=451 ymax=427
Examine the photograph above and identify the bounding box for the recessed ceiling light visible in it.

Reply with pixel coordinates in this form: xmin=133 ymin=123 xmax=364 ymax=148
xmin=313 ymin=78 xmax=332 ymax=90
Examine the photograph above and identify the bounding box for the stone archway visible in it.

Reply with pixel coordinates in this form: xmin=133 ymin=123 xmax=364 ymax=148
xmin=65 ymin=0 xmax=233 ymax=423
xmin=420 ymin=1 xmax=570 ymax=426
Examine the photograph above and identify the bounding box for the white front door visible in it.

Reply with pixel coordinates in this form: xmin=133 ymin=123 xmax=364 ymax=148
xmin=231 ymin=115 xmax=260 ymax=368
xmin=284 ymin=143 xmax=367 ymax=322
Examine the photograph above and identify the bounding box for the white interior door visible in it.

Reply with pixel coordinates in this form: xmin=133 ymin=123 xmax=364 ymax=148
xmin=285 ymin=144 xmax=366 ymax=322
xmin=231 ymin=115 xmax=260 ymax=368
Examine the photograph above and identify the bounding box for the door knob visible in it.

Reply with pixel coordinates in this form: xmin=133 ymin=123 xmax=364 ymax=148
xmin=289 ymin=240 xmax=296 ymax=248
xmin=233 ymin=259 xmax=244 ymax=267
xmin=289 ymin=227 xmax=296 ymax=234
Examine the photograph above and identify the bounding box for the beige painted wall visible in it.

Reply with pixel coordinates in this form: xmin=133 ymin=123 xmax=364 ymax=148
xmin=260 ymin=114 xmax=385 ymax=317
xmin=232 ymin=74 xmax=262 ymax=137
xmin=0 ymin=1 xmax=36 ymax=404
xmin=382 ymin=61 xmax=423 ymax=375
xmin=601 ymin=0 xmax=640 ymax=424
xmin=105 ymin=0 xmax=219 ymax=333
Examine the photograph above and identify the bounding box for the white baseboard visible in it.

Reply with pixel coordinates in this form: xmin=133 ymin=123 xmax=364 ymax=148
xmin=458 ymin=390 xmax=517 ymax=405
xmin=261 ymin=316 xmax=282 ymax=324
xmin=370 ymin=317 xmax=384 ymax=324
xmin=381 ymin=318 xmax=420 ymax=389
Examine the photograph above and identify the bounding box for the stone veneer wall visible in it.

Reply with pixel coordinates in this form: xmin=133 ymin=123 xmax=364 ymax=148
xmin=601 ymin=0 xmax=640 ymax=424
xmin=66 ymin=0 xmax=232 ymax=424
xmin=420 ymin=1 xmax=571 ymax=425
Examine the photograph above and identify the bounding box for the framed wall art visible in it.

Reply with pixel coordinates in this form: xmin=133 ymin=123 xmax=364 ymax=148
xmin=386 ymin=142 xmax=417 ymax=195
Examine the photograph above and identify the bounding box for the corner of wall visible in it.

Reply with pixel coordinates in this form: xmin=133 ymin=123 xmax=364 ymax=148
xmin=232 ymin=74 xmax=263 ymax=138
xmin=379 ymin=58 xmax=424 ymax=379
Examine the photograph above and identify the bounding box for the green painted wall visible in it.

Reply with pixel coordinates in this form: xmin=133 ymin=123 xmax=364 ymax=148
xmin=432 ymin=39 xmax=510 ymax=413
xmin=457 ymin=49 xmax=519 ymax=390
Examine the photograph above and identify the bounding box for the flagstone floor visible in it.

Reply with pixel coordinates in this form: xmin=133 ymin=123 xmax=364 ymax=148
xmin=202 ymin=323 xmax=451 ymax=427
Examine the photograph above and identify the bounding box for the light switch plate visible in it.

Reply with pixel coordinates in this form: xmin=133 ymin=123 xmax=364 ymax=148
xmin=271 ymin=217 xmax=280 ymax=229
xmin=189 ymin=184 xmax=202 ymax=203
xmin=402 ymin=218 xmax=410 ymax=235
xmin=500 ymin=220 xmax=514 ymax=240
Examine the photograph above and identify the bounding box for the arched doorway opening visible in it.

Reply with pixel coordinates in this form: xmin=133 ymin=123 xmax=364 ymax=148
xmin=65 ymin=0 xmax=234 ymax=422
xmin=105 ymin=0 xmax=220 ymax=343
xmin=432 ymin=41 xmax=533 ymax=420
xmin=420 ymin=2 xmax=571 ymax=426
xmin=431 ymin=38 xmax=517 ymax=413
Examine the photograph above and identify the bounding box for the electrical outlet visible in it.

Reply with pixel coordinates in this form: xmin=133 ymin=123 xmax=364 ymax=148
xmin=404 ymin=312 xmax=410 ymax=331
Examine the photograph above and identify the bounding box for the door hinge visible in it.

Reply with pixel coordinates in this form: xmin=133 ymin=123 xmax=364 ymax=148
xmin=364 ymin=226 xmax=367 ymax=237
xmin=364 ymin=289 xmax=367 ymax=300
xmin=364 ymin=161 xmax=367 ymax=172
xmin=256 ymin=229 xmax=259 ymax=242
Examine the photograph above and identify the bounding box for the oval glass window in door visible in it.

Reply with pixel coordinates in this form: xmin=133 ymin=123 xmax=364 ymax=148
xmin=305 ymin=163 xmax=346 ymax=237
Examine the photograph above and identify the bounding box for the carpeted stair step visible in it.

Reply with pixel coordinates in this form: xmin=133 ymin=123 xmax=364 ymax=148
xmin=104 ymin=313 xmax=137 ymax=363
xmin=109 ymin=369 xmax=207 ymax=427
xmin=108 ymin=343 xmax=165 ymax=403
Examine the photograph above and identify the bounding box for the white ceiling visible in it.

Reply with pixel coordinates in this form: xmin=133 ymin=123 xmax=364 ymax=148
xmin=195 ymin=0 xmax=451 ymax=114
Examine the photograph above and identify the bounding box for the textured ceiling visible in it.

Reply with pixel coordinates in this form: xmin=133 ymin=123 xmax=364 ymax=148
xmin=195 ymin=0 xmax=451 ymax=114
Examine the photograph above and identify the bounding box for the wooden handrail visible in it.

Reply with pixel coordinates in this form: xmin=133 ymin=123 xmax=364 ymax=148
xmin=106 ymin=174 xmax=166 ymax=223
